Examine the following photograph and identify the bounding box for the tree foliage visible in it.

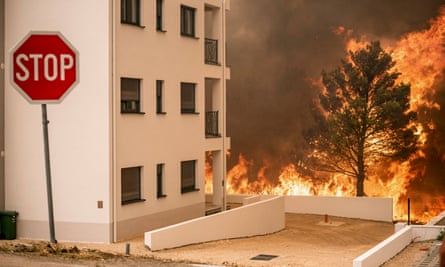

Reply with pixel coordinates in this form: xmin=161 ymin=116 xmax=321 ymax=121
xmin=304 ymin=41 xmax=418 ymax=196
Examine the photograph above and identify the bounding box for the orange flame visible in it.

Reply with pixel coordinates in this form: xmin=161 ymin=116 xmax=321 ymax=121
xmin=206 ymin=154 xmax=357 ymax=197
xmin=205 ymin=6 xmax=445 ymax=224
xmin=356 ymin=7 xmax=445 ymax=222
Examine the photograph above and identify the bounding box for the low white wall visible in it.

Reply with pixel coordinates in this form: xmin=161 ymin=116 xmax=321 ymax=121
xmin=145 ymin=196 xmax=285 ymax=251
xmin=226 ymin=193 xmax=254 ymax=204
xmin=353 ymin=224 xmax=445 ymax=267
xmin=353 ymin=226 xmax=412 ymax=267
xmin=411 ymin=225 xmax=444 ymax=241
xmin=242 ymin=195 xmax=262 ymax=205
xmin=394 ymin=222 xmax=407 ymax=232
xmin=285 ymin=196 xmax=393 ymax=222
xmin=150 ymin=194 xmax=394 ymax=253
xmin=427 ymin=211 xmax=445 ymax=225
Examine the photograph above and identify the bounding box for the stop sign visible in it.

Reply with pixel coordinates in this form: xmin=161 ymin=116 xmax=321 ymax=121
xmin=10 ymin=31 xmax=79 ymax=103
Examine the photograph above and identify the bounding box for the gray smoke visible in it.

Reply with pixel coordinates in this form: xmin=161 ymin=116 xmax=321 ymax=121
xmin=226 ymin=0 xmax=445 ymax=186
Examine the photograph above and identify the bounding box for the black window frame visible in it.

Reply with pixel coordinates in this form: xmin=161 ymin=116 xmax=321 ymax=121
xmin=156 ymin=0 xmax=164 ymax=31
xmin=121 ymin=0 xmax=141 ymax=26
xmin=180 ymin=5 xmax=196 ymax=37
xmin=121 ymin=77 xmax=144 ymax=114
xmin=181 ymin=160 xmax=198 ymax=193
xmin=156 ymin=163 xmax=167 ymax=198
xmin=181 ymin=82 xmax=197 ymax=114
xmin=121 ymin=166 xmax=145 ymax=205
xmin=156 ymin=80 xmax=166 ymax=114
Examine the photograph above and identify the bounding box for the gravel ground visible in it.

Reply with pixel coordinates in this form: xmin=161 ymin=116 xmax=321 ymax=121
xmin=381 ymin=240 xmax=436 ymax=267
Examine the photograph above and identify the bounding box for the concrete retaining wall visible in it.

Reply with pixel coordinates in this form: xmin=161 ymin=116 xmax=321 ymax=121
xmin=226 ymin=194 xmax=393 ymax=222
xmin=353 ymin=225 xmax=445 ymax=267
xmin=353 ymin=226 xmax=412 ymax=267
xmin=285 ymin=195 xmax=393 ymax=222
xmin=146 ymin=194 xmax=394 ymax=251
xmin=427 ymin=211 xmax=445 ymax=225
xmin=145 ymin=195 xmax=285 ymax=251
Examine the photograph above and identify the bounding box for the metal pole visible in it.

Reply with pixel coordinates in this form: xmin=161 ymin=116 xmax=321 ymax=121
xmin=41 ymin=104 xmax=57 ymax=243
xmin=407 ymin=198 xmax=411 ymax=225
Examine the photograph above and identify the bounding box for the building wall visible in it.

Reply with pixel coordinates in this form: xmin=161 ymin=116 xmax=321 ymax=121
xmin=4 ymin=0 xmax=229 ymax=243
xmin=5 ymin=0 xmax=112 ymax=242
xmin=114 ymin=0 xmax=229 ymax=240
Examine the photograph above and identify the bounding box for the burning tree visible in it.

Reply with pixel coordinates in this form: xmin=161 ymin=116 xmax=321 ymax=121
xmin=305 ymin=41 xmax=418 ymax=196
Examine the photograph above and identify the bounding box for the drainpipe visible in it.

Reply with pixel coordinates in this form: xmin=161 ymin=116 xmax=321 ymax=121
xmin=110 ymin=0 xmax=117 ymax=242
xmin=221 ymin=0 xmax=227 ymax=211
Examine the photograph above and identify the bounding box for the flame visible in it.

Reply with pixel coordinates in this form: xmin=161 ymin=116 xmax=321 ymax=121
xmin=361 ymin=7 xmax=445 ymax=222
xmin=346 ymin=7 xmax=445 ymax=113
xmin=205 ymin=151 xmax=214 ymax=193
xmin=205 ymin=6 xmax=445 ymax=224
xmin=205 ymin=154 xmax=357 ymax=197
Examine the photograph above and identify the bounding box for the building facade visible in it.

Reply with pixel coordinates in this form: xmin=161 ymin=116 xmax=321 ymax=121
xmin=3 ymin=0 xmax=230 ymax=243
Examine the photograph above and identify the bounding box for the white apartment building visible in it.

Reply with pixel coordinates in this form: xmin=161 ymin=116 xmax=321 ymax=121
xmin=1 ymin=0 xmax=230 ymax=243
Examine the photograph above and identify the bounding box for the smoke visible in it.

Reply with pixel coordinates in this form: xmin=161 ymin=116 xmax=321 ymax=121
xmin=226 ymin=0 xmax=445 ymax=183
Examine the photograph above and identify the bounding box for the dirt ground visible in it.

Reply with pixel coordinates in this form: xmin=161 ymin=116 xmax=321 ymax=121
xmin=0 ymin=213 xmax=428 ymax=267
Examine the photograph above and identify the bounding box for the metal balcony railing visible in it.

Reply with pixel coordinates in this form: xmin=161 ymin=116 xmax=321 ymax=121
xmin=205 ymin=111 xmax=220 ymax=137
xmin=205 ymin=38 xmax=218 ymax=65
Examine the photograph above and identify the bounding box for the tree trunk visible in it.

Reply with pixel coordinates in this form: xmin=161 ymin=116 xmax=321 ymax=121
xmin=356 ymin=173 xmax=365 ymax=196
xmin=356 ymin=140 xmax=366 ymax=197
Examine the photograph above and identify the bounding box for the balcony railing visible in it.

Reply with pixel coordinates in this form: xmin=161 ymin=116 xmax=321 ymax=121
xmin=205 ymin=38 xmax=218 ymax=65
xmin=205 ymin=111 xmax=220 ymax=137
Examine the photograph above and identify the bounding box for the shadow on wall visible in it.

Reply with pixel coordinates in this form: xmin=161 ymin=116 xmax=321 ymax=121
xmin=145 ymin=195 xmax=393 ymax=251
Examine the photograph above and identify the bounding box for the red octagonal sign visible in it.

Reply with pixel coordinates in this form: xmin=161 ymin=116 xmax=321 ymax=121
xmin=10 ymin=31 xmax=79 ymax=103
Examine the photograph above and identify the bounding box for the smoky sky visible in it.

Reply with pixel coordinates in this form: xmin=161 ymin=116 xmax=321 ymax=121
xmin=226 ymin=0 xmax=445 ymax=183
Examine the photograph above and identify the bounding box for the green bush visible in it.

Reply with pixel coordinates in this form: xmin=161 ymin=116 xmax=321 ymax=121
xmin=438 ymin=229 xmax=444 ymax=241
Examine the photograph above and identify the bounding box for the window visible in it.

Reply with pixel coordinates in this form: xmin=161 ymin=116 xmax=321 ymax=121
xmin=121 ymin=78 xmax=142 ymax=113
xmin=157 ymin=163 xmax=166 ymax=198
xmin=181 ymin=160 xmax=197 ymax=193
xmin=181 ymin=82 xmax=196 ymax=113
xmin=180 ymin=5 xmax=196 ymax=37
xmin=156 ymin=80 xmax=165 ymax=114
xmin=156 ymin=0 xmax=164 ymax=31
xmin=121 ymin=167 xmax=144 ymax=204
xmin=121 ymin=0 xmax=140 ymax=25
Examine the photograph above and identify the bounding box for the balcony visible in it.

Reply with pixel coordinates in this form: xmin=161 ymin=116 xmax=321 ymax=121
xmin=205 ymin=111 xmax=220 ymax=137
xmin=205 ymin=38 xmax=218 ymax=65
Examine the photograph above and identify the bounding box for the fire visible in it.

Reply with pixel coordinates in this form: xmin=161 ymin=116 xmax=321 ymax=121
xmin=205 ymin=152 xmax=214 ymax=193
xmin=206 ymin=6 xmax=445 ymax=224
xmin=364 ymin=7 xmax=445 ymax=222
xmin=364 ymin=160 xmax=419 ymax=222
xmin=208 ymin=154 xmax=357 ymax=197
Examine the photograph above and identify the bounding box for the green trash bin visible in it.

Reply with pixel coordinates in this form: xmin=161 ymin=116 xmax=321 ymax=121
xmin=0 ymin=211 xmax=19 ymax=240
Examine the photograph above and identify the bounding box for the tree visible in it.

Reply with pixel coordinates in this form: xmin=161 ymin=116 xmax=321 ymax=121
xmin=304 ymin=41 xmax=418 ymax=196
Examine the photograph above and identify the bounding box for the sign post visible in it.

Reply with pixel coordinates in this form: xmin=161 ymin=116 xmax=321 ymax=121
xmin=10 ymin=32 xmax=79 ymax=243
xmin=41 ymin=103 xmax=56 ymax=242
